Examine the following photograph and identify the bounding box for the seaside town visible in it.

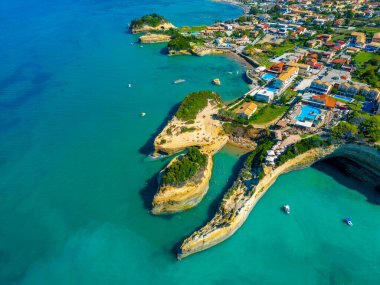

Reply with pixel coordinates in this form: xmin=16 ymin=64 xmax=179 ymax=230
xmin=129 ymin=0 xmax=380 ymax=259
xmin=131 ymin=0 xmax=380 ymax=166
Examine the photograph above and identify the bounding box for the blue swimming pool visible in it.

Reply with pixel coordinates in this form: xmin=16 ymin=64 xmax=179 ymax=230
xmin=296 ymin=105 xmax=322 ymax=122
xmin=333 ymin=95 xmax=355 ymax=103
xmin=261 ymin=72 xmax=277 ymax=81
xmin=264 ymin=87 xmax=278 ymax=93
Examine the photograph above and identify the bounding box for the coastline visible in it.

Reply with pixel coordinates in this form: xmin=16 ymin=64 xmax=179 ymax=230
xmin=212 ymin=0 xmax=248 ymax=14
xmin=178 ymin=144 xmax=380 ymax=259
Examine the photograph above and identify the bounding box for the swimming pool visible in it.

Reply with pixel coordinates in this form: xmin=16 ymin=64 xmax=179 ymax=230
xmin=296 ymin=105 xmax=322 ymax=122
xmin=333 ymin=95 xmax=355 ymax=103
xmin=261 ymin=72 xmax=277 ymax=81
xmin=265 ymin=87 xmax=278 ymax=93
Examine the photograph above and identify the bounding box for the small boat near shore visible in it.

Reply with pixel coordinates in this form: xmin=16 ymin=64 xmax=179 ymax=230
xmin=173 ymin=79 xmax=186 ymax=84
xmin=283 ymin=204 xmax=290 ymax=214
xmin=344 ymin=217 xmax=353 ymax=227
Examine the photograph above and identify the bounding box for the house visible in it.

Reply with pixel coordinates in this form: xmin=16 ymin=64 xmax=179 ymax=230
xmin=361 ymin=87 xmax=380 ymax=101
xmin=309 ymin=80 xmax=332 ymax=94
xmin=254 ymin=88 xmax=276 ymax=103
xmin=316 ymin=34 xmax=332 ymax=42
xmin=351 ymin=32 xmax=366 ymax=48
xmin=373 ymin=33 xmax=380 ymax=43
xmin=273 ymin=67 xmax=299 ymax=89
xmin=307 ymin=40 xmax=320 ymax=48
xmin=235 ymin=35 xmax=250 ymax=45
xmin=331 ymin=58 xmax=350 ymax=67
xmin=267 ymin=62 xmax=285 ymax=74
xmin=334 ymin=18 xmax=344 ymax=26
xmin=338 ymin=83 xmax=361 ymax=97
xmin=234 ymin=102 xmax=257 ymax=119
xmin=310 ymin=94 xmax=337 ymax=108
xmin=286 ymin=62 xmax=310 ymax=76
xmin=365 ymin=41 xmax=380 ymax=52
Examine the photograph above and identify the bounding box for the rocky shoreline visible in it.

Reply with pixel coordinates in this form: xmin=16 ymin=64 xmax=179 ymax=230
xmin=139 ymin=33 xmax=172 ymax=43
xmin=131 ymin=22 xmax=175 ymax=34
xmin=152 ymin=155 xmax=213 ymax=214
xmin=178 ymin=144 xmax=380 ymax=259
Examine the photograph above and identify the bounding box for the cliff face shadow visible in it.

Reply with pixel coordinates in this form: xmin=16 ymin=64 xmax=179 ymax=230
xmin=312 ymin=157 xmax=380 ymax=205
xmin=139 ymin=171 xmax=159 ymax=211
xmin=139 ymin=169 xmax=175 ymax=221
xmin=160 ymin=47 xmax=169 ymax=55
xmin=139 ymin=103 xmax=180 ymax=155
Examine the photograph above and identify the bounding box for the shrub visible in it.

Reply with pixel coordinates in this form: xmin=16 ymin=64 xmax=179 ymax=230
xmin=161 ymin=147 xmax=207 ymax=186
xmin=175 ymin=91 xmax=221 ymax=122
xmin=130 ymin=14 xmax=168 ymax=29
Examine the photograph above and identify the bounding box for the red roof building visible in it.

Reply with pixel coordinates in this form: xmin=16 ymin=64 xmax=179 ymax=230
xmin=311 ymin=94 xmax=337 ymax=108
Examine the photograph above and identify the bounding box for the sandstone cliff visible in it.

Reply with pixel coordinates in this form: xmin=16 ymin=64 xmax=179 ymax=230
xmin=131 ymin=23 xmax=175 ymax=34
xmin=178 ymin=144 xmax=380 ymax=259
xmin=152 ymin=154 xmax=213 ymax=214
xmin=139 ymin=33 xmax=172 ymax=43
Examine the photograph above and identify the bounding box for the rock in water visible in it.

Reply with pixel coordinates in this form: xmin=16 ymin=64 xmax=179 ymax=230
xmin=212 ymin=78 xmax=221 ymax=85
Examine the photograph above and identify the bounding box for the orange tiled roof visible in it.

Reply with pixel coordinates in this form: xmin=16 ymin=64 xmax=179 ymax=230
xmin=312 ymin=94 xmax=337 ymax=108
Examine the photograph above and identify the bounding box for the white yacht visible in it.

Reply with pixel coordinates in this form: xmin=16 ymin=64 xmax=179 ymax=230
xmin=173 ymin=79 xmax=186 ymax=84
xmin=283 ymin=205 xmax=290 ymax=214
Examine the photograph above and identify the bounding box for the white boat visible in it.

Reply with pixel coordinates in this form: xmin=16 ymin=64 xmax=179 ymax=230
xmin=128 ymin=84 xmax=132 ymax=88
xmin=283 ymin=205 xmax=290 ymax=214
xmin=141 ymin=112 xmax=146 ymax=117
xmin=173 ymin=79 xmax=186 ymax=84
xmin=344 ymin=217 xmax=353 ymax=227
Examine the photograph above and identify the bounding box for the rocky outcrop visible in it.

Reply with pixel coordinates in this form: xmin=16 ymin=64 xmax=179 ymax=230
xmin=178 ymin=144 xmax=380 ymax=259
xmin=131 ymin=23 xmax=175 ymax=34
xmin=167 ymin=49 xmax=193 ymax=56
xmin=139 ymin=33 xmax=172 ymax=43
xmin=152 ymin=155 xmax=213 ymax=214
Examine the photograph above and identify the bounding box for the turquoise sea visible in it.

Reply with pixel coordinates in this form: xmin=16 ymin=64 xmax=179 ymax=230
xmin=0 ymin=1 xmax=379 ymax=284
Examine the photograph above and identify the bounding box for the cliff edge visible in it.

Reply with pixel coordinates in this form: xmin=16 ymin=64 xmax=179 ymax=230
xmin=178 ymin=144 xmax=380 ymax=259
xmin=152 ymin=154 xmax=213 ymax=214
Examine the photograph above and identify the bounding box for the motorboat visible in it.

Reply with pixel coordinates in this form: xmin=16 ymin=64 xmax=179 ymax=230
xmin=128 ymin=84 xmax=132 ymax=88
xmin=141 ymin=112 xmax=146 ymax=117
xmin=283 ymin=204 xmax=290 ymax=214
xmin=173 ymin=79 xmax=186 ymax=84
xmin=344 ymin=217 xmax=353 ymax=227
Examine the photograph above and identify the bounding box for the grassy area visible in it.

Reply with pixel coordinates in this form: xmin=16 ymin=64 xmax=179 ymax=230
xmin=353 ymin=52 xmax=380 ymax=88
xmin=249 ymin=104 xmax=288 ymax=125
xmin=175 ymin=91 xmax=221 ymax=122
xmin=281 ymin=88 xmax=298 ymax=102
xmin=178 ymin=25 xmax=206 ymax=33
xmin=354 ymin=51 xmax=380 ymax=64
xmin=357 ymin=26 xmax=380 ymax=35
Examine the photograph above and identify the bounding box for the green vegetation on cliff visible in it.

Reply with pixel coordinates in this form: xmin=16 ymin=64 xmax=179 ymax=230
xmin=331 ymin=113 xmax=380 ymax=142
xmin=130 ymin=14 xmax=168 ymax=29
xmin=161 ymin=147 xmax=207 ymax=186
xmin=167 ymin=35 xmax=204 ymax=51
xmin=278 ymin=136 xmax=328 ymax=166
xmin=176 ymin=91 xmax=221 ymax=122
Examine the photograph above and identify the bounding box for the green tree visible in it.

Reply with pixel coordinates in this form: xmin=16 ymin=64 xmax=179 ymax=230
xmin=331 ymin=122 xmax=358 ymax=141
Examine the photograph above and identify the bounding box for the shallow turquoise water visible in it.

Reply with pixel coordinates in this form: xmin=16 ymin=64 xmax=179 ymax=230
xmin=1 ymin=1 xmax=380 ymax=284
